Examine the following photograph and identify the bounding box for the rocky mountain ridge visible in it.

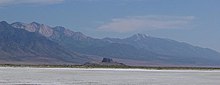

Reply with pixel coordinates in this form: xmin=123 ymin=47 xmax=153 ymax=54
xmin=1 ymin=21 xmax=220 ymax=67
xmin=0 ymin=21 xmax=90 ymax=65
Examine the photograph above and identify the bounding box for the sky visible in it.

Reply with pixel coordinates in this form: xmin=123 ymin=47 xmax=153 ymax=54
xmin=0 ymin=0 xmax=220 ymax=52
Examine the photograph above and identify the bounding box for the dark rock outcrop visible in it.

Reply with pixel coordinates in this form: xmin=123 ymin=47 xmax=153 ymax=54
xmin=83 ymin=58 xmax=126 ymax=66
xmin=102 ymin=58 xmax=113 ymax=63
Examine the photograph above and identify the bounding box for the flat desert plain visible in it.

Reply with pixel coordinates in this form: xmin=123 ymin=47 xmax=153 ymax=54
xmin=0 ymin=67 xmax=220 ymax=85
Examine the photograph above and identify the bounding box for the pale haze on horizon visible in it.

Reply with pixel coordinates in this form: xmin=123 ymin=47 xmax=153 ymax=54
xmin=0 ymin=0 xmax=220 ymax=52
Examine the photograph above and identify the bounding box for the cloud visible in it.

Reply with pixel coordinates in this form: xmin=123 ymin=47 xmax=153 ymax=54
xmin=0 ymin=0 xmax=64 ymax=6
xmin=98 ymin=15 xmax=195 ymax=32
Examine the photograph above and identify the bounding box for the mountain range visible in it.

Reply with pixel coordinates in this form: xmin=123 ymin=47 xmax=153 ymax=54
xmin=1 ymin=21 xmax=220 ymax=67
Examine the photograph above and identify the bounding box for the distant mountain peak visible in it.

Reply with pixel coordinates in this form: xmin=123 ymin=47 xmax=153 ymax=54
xmin=53 ymin=26 xmax=90 ymax=40
xmin=0 ymin=21 xmax=8 ymax=24
xmin=134 ymin=33 xmax=149 ymax=37
xmin=11 ymin=21 xmax=91 ymax=41
xmin=12 ymin=21 xmax=53 ymax=37
xmin=11 ymin=22 xmax=24 ymax=25
xmin=128 ymin=33 xmax=149 ymax=41
xmin=0 ymin=21 xmax=10 ymax=30
xmin=0 ymin=21 xmax=10 ymax=26
xmin=29 ymin=22 xmax=49 ymax=29
xmin=54 ymin=26 xmax=66 ymax=32
xmin=30 ymin=22 xmax=40 ymax=25
xmin=55 ymin=26 xmax=65 ymax=29
xmin=0 ymin=21 xmax=13 ymax=30
xmin=11 ymin=22 xmax=26 ymax=29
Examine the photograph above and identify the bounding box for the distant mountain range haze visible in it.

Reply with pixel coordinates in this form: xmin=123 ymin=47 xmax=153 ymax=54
xmin=0 ymin=21 xmax=220 ymax=67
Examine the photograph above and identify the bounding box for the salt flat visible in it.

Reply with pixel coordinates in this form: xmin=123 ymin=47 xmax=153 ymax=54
xmin=0 ymin=67 xmax=220 ymax=85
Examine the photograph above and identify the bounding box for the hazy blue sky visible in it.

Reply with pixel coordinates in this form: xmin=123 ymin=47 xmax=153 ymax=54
xmin=0 ymin=0 xmax=220 ymax=52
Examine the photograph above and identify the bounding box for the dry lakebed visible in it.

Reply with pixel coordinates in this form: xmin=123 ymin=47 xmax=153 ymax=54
xmin=0 ymin=67 xmax=220 ymax=85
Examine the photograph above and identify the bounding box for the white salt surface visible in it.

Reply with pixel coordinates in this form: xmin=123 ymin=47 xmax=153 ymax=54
xmin=0 ymin=67 xmax=220 ymax=85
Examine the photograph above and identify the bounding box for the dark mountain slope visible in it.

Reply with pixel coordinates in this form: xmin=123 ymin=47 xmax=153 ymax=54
xmin=0 ymin=21 xmax=89 ymax=64
xmin=103 ymin=34 xmax=220 ymax=66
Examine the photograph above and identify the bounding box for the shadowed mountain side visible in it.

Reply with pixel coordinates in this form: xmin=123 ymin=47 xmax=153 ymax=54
xmin=0 ymin=21 xmax=90 ymax=65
